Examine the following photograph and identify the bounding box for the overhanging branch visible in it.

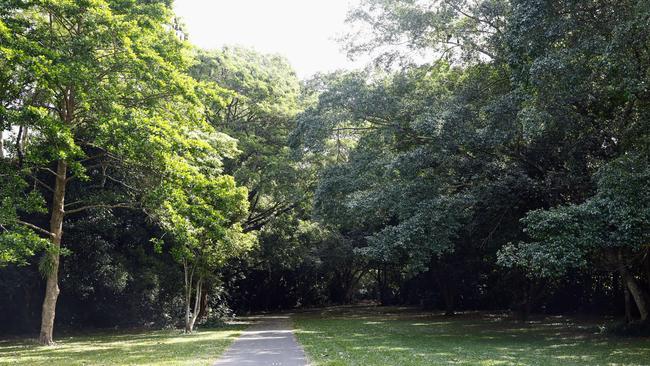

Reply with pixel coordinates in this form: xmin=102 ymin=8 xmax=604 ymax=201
xmin=16 ymin=220 xmax=54 ymax=238
xmin=65 ymin=202 xmax=139 ymax=214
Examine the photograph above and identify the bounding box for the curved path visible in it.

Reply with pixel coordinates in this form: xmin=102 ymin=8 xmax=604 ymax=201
xmin=213 ymin=315 xmax=308 ymax=366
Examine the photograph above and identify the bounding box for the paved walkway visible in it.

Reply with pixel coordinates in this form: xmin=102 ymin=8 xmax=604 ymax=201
xmin=213 ymin=315 xmax=309 ymax=366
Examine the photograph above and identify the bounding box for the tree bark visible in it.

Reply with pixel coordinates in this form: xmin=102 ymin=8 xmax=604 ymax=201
xmin=624 ymin=278 xmax=632 ymax=323
xmin=198 ymin=288 xmax=209 ymax=319
xmin=620 ymin=264 xmax=648 ymax=321
xmin=378 ymin=265 xmax=391 ymax=306
xmin=187 ymin=278 xmax=202 ymax=332
xmin=183 ymin=261 xmax=193 ymax=333
xmin=38 ymin=160 xmax=67 ymax=345
xmin=16 ymin=125 xmax=24 ymax=166
xmin=645 ymin=252 xmax=650 ymax=293
xmin=617 ymin=250 xmax=648 ymax=321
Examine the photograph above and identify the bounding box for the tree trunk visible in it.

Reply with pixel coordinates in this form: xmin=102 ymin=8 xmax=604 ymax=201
xmin=198 ymin=288 xmax=209 ymax=319
xmin=186 ymin=278 xmax=202 ymax=332
xmin=644 ymin=252 xmax=650 ymax=293
xmin=617 ymin=250 xmax=648 ymax=321
xmin=520 ymin=281 xmax=535 ymax=322
xmin=344 ymin=268 xmax=366 ymax=304
xmin=38 ymin=160 xmax=67 ymax=345
xmin=620 ymin=265 xmax=648 ymax=321
xmin=16 ymin=125 xmax=24 ymax=166
xmin=438 ymin=277 xmax=455 ymax=316
xmin=183 ymin=261 xmax=193 ymax=333
xmin=624 ymin=278 xmax=632 ymax=323
xmin=378 ymin=265 xmax=391 ymax=305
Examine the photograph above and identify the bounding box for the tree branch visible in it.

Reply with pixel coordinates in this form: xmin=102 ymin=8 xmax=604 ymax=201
xmin=30 ymin=175 xmax=55 ymax=193
xmin=16 ymin=220 xmax=54 ymax=238
xmin=65 ymin=202 xmax=139 ymax=214
xmin=41 ymin=167 xmax=61 ymax=178
xmin=104 ymin=174 xmax=140 ymax=192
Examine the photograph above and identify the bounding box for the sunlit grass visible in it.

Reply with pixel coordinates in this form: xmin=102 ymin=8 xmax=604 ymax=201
xmin=0 ymin=324 xmax=244 ymax=366
xmin=294 ymin=306 xmax=650 ymax=366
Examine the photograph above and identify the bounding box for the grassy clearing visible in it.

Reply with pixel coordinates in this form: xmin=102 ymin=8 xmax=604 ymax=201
xmin=293 ymin=306 xmax=650 ymax=366
xmin=0 ymin=324 xmax=244 ymax=366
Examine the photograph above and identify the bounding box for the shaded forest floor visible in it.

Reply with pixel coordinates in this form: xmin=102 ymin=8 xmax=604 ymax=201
xmin=0 ymin=324 xmax=244 ymax=366
xmin=293 ymin=306 xmax=650 ymax=366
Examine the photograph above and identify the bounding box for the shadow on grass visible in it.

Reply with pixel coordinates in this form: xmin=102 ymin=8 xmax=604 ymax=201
xmin=293 ymin=306 xmax=650 ymax=366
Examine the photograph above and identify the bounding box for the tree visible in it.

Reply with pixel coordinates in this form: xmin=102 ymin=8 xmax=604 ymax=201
xmin=191 ymin=47 xmax=306 ymax=233
xmin=499 ymin=153 xmax=650 ymax=321
xmin=148 ymin=129 xmax=253 ymax=332
xmin=344 ymin=0 xmax=508 ymax=65
xmin=293 ymin=64 xmax=520 ymax=310
xmin=0 ymin=0 xmax=215 ymax=344
xmin=190 ymin=47 xmax=337 ymax=311
xmin=155 ymin=170 xmax=253 ymax=332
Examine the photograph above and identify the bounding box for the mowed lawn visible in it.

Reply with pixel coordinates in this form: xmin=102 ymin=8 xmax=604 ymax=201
xmin=293 ymin=306 xmax=650 ymax=366
xmin=0 ymin=324 xmax=244 ymax=366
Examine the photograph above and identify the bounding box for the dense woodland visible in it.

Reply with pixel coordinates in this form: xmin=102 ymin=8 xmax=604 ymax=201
xmin=1 ymin=0 xmax=649 ymax=345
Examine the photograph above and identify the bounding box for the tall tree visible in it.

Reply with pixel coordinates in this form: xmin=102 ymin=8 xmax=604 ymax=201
xmin=153 ymin=150 xmax=254 ymax=332
xmin=191 ymin=47 xmax=306 ymax=233
xmin=0 ymin=0 xmax=217 ymax=344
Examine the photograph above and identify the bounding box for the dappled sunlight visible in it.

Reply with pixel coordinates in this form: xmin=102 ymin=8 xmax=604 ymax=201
xmin=475 ymin=360 xmax=513 ymax=366
xmin=0 ymin=326 xmax=244 ymax=366
xmin=292 ymin=329 xmax=321 ymax=335
xmin=294 ymin=306 xmax=650 ymax=366
xmin=412 ymin=322 xmax=452 ymax=326
xmin=554 ymin=354 xmax=596 ymax=362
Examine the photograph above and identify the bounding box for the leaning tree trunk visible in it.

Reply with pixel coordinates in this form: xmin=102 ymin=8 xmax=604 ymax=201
xmin=38 ymin=160 xmax=67 ymax=345
xmin=618 ymin=251 xmax=648 ymax=322
xmin=620 ymin=266 xmax=648 ymax=321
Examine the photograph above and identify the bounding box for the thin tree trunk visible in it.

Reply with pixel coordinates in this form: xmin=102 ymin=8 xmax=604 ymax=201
xmin=198 ymin=288 xmax=209 ymax=319
xmin=21 ymin=126 xmax=28 ymax=149
xmin=187 ymin=278 xmax=202 ymax=332
xmin=378 ymin=265 xmax=390 ymax=305
xmin=184 ymin=261 xmax=193 ymax=333
xmin=624 ymin=278 xmax=632 ymax=323
xmin=645 ymin=252 xmax=650 ymax=293
xmin=38 ymin=160 xmax=67 ymax=345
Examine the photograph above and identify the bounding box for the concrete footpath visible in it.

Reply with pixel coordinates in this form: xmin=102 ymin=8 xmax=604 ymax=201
xmin=213 ymin=315 xmax=309 ymax=366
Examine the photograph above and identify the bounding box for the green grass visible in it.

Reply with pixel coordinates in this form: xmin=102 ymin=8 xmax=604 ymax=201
xmin=0 ymin=324 xmax=244 ymax=366
xmin=293 ymin=306 xmax=650 ymax=366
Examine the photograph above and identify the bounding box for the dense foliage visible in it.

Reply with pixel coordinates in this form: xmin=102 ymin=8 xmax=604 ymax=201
xmin=1 ymin=0 xmax=649 ymax=341
xmin=293 ymin=0 xmax=650 ymax=320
